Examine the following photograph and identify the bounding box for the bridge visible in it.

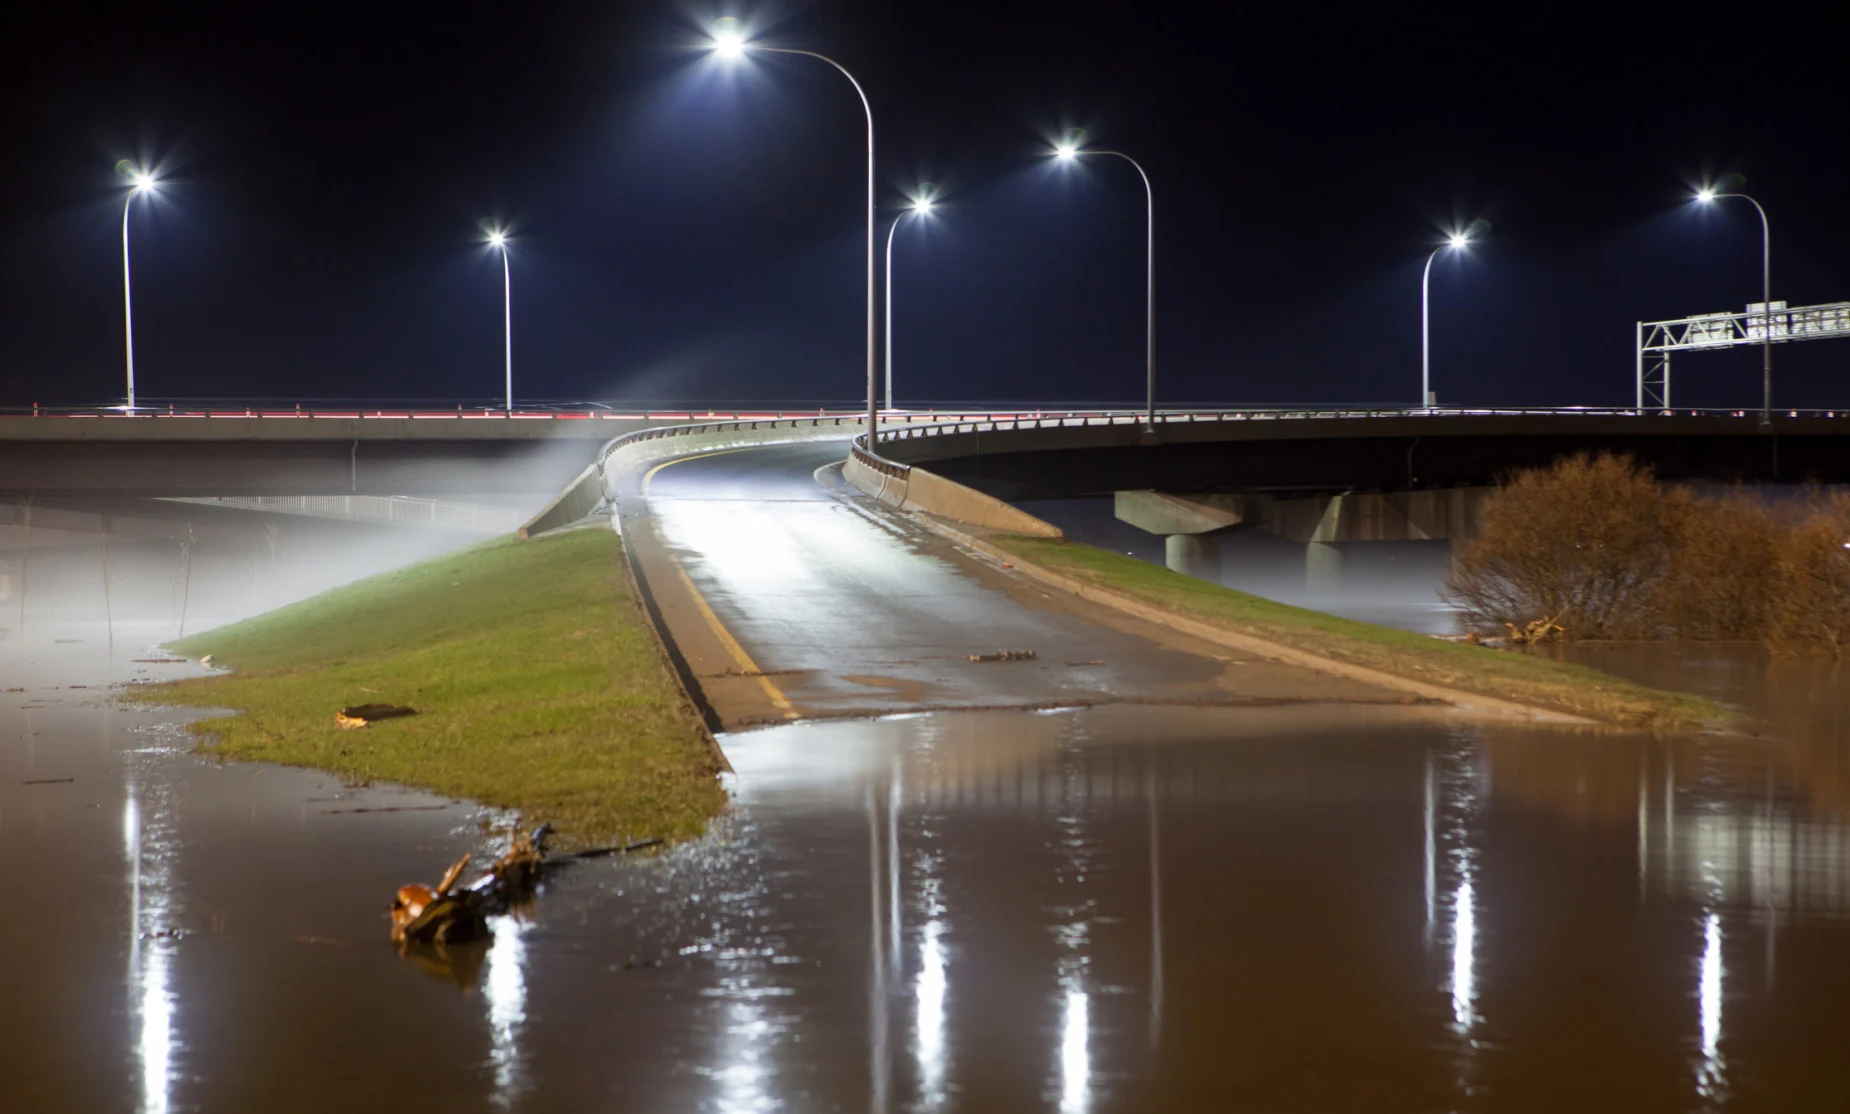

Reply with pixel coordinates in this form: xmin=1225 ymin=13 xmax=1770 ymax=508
xmin=11 ymin=401 xmax=1849 ymax=578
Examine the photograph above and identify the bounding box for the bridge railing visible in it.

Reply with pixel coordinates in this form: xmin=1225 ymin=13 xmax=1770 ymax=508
xmin=862 ymin=405 xmax=1850 ymax=451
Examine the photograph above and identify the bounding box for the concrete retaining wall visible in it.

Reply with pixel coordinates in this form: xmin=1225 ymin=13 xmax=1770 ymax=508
xmin=518 ymin=463 xmax=606 ymax=538
xmin=522 ymin=419 xmax=862 ymax=537
xmin=843 ymin=453 xmax=1062 ymax=538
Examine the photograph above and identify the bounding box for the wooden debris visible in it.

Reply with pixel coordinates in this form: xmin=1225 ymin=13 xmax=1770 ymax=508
xmin=198 ymin=654 xmax=214 ymax=666
xmin=1503 ymin=615 xmax=1565 ymax=645
xmin=336 ymin=703 xmax=417 ymax=729
xmin=969 ymin=649 xmax=1038 ymax=663
xmin=389 ymin=825 xmax=553 ymax=946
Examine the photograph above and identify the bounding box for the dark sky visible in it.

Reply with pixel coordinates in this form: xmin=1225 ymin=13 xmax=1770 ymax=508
xmin=3 ymin=1 xmax=1847 ymax=410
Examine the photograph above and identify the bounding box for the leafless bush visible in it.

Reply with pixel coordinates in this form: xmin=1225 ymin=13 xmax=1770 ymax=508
xmin=1766 ymin=493 xmax=1850 ymax=656
xmin=1445 ymin=453 xmax=1675 ymax=639
xmin=1657 ymin=489 xmax=1779 ymax=640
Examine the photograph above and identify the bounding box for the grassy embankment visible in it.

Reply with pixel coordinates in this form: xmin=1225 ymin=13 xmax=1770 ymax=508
xmin=145 ymin=529 xmax=725 ymax=845
xmin=987 ymin=535 xmax=1729 ymax=731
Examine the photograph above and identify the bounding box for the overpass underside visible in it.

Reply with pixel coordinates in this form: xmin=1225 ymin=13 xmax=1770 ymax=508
xmin=881 ymin=413 xmax=1850 ymax=588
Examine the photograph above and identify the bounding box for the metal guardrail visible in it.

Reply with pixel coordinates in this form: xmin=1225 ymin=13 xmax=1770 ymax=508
xmin=161 ymin=495 xmax=526 ymax=533
xmin=595 ymin=414 xmax=874 ymax=474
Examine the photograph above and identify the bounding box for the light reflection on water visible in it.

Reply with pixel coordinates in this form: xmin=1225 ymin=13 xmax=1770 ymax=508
xmin=15 ymin=641 xmax=1850 ymax=1110
xmin=483 ymin=913 xmax=530 ymax=1108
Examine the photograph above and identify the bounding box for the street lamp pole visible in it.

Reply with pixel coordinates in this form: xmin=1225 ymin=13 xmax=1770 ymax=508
xmin=120 ymin=170 xmax=159 ymax=409
xmin=1421 ymin=233 xmax=1470 ymax=410
xmin=1054 ymin=144 xmax=1156 ymax=426
xmin=488 ymin=229 xmax=512 ymax=412
xmin=712 ymin=29 xmax=878 ymax=451
xmin=883 ymin=197 xmax=933 ymax=411
xmin=1696 ymin=189 xmax=1773 ymax=421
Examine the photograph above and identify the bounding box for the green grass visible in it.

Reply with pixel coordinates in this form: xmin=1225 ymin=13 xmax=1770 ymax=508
xmin=143 ymin=529 xmax=726 ymax=845
xmin=989 ymin=535 xmax=1729 ymax=730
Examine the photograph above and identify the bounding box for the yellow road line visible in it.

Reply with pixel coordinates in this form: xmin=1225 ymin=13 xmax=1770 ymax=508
xmin=643 ymin=449 xmax=796 ymax=717
xmin=641 ymin=446 xmax=760 ymax=495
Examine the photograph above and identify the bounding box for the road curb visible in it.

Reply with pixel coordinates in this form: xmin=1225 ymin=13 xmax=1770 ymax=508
xmin=906 ymin=516 xmax=1596 ymax=726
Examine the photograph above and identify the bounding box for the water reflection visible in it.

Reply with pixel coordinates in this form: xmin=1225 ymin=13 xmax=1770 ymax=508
xmin=1427 ymin=740 xmax=1484 ymax=1040
xmin=1058 ymin=982 xmax=1090 ymax=1114
xmin=124 ymin=781 xmax=177 ymax=1114
xmin=483 ymin=914 xmax=530 ymax=1108
xmin=1697 ymin=912 xmax=1725 ymax=1099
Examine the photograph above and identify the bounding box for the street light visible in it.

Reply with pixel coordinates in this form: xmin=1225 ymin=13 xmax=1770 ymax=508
xmin=1694 ymin=186 xmax=1773 ymax=421
xmin=1422 ymin=231 xmax=1472 ymax=410
xmin=708 ymin=19 xmax=879 ymax=450
xmin=883 ymin=194 xmax=934 ymax=410
xmin=119 ymin=165 xmax=161 ymax=409
xmin=486 ymin=227 xmax=513 ymax=412
xmin=1052 ymin=139 xmax=1157 ymax=426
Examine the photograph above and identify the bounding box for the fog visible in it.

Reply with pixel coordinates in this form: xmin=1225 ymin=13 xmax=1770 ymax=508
xmin=0 ymin=509 xmax=508 ymax=656
xmin=1020 ymin=498 xmax=1461 ymax=635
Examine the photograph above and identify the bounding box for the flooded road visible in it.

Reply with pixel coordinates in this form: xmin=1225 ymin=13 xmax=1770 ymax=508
xmin=5 ymin=629 xmax=1850 ymax=1110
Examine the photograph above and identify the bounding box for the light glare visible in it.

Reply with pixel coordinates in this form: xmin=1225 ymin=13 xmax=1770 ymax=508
xmin=1054 ymin=143 xmax=1080 ymax=160
xmin=910 ymin=197 xmax=934 ymax=214
xmin=710 ymin=18 xmax=748 ymax=59
xmin=487 ymin=228 xmax=508 ymax=248
xmin=1448 ymin=233 xmax=1470 ymax=250
xmin=1696 ymin=188 xmax=1718 ymax=203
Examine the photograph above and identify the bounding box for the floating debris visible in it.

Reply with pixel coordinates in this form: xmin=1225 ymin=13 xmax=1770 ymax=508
xmin=199 ymin=654 xmax=214 ymax=666
xmin=132 ymin=658 xmax=187 ymax=664
xmin=20 ymin=777 xmax=74 ymax=785
xmin=336 ymin=703 xmax=418 ymax=730
xmin=390 ymin=824 xmax=553 ymax=947
xmin=969 ymin=649 xmax=1038 ymax=663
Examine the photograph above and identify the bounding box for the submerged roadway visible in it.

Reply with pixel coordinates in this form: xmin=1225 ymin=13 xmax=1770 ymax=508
xmin=619 ymin=439 xmax=1405 ymax=727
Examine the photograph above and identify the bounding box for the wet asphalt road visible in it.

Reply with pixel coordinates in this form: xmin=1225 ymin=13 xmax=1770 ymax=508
xmin=636 ymin=440 xmax=1396 ymax=723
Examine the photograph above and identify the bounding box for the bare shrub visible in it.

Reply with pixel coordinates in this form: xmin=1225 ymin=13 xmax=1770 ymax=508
xmin=1658 ymin=489 xmax=1780 ymax=640
xmin=1766 ymin=493 xmax=1850 ymax=656
xmin=1445 ymin=453 xmax=1675 ymax=639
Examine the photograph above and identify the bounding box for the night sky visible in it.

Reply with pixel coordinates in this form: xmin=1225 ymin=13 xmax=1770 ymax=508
xmin=4 ymin=2 xmax=1847 ymax=411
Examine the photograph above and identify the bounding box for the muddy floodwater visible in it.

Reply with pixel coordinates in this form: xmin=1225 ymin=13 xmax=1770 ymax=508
xmin=4 ymin=628 xmax=1850 ymax=1111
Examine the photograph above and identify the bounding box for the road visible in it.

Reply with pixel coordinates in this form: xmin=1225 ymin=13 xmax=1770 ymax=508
xmin=620 ymin=439 xmax=1402 ymax=727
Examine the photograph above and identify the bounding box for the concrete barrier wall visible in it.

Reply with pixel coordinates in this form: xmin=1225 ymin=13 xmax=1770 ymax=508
xmin=517 ymin=462 xmax=606 ymax=538
xmin=522 ymin=416 xmax=1062 ymax=539
xmin=844 ymin=453 xmax=1062 ymax=538
xmin=522 ymin=420 xmax=861 ymax=537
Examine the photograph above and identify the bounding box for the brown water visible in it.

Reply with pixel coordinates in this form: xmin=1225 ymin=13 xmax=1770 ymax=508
xmin=4 ymin=629 xmax=1849 ymax=1111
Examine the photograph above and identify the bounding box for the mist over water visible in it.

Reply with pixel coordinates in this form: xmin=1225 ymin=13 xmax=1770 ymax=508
xmin=0 ymin=513 xmax=514 ymax=653
xmin=1020 ymin=497 xmax=1460 ymax=633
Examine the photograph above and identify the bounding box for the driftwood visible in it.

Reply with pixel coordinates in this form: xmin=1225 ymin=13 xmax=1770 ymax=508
xmin=336 ymin=703 xmax=418 ymax=730
xmin=390 ymin=824 xmax=552 ymax=946
xmin=1503 ymin=615 xmax=1565 ymax=645
xmin=969 ymin=649 xmax=1038 ymax=662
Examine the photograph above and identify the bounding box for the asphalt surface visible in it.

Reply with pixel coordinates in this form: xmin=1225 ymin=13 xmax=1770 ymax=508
xmin=627 ymin=440 xmax=1400 ymax=726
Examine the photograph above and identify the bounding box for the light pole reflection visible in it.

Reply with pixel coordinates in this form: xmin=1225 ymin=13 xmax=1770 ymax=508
xmin=914 ymin=848 xmax=947 ymax=1109
xmin=1697 ymin=911 xmax=1725 ymax=1098
xmin=124 ymin=783 xmax=176 ymax=1114
xmin=1426 ymin=741 xmax=1483 ymax=1041
xmin=483 ymin=914 xmax=531 ymax=1108
xmin=1147 ymin=763 xmax=1164 ymax=1047
xmin=867 ymin=784 xmax=891 ymax=1114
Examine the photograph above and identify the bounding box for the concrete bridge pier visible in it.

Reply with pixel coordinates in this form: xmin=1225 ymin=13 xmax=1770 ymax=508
xmin=1164 ymin=534 xmax=1221 ymax=579
xmin=1114 ymin=491 xmax=1248 ymax=579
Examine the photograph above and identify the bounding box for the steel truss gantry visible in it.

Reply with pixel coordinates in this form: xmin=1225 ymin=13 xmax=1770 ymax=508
xmin=1637 ymin=300 xmax=1850 ymax=410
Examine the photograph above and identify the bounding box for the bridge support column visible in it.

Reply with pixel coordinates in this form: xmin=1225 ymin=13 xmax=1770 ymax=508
xmin=1164 ymin=534 xmax=1219 ymax=579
